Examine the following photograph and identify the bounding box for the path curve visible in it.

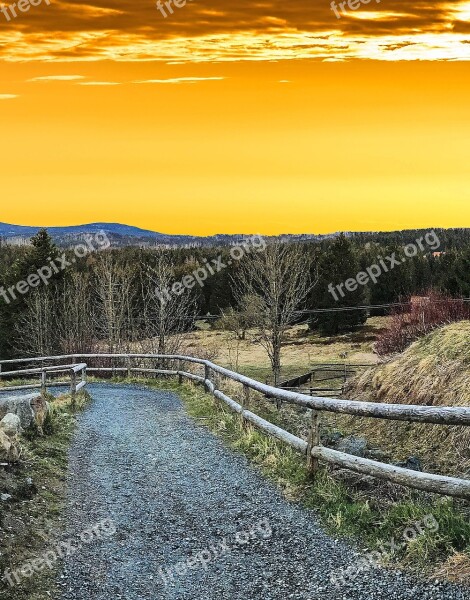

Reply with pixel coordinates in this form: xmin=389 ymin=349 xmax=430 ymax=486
xmin=58 ymin=384 xmax=468 ymax=600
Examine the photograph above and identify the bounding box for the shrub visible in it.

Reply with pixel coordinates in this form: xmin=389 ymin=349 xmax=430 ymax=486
xmin=375 ymin=290 xmax=470 ymax=355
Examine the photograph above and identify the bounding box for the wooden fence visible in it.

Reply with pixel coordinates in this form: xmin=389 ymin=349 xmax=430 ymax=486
xmin=0 ymin=361 xmax=87 ymax=406
xmin=0 ymin=353 xmax=469 ymax=500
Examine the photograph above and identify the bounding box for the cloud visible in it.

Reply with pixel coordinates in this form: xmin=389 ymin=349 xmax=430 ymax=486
xmin=0 ymin=1 xmax=470 ymax=63
xmin=133 ymin=77 xmax=226 ymax=84
xmin=0 ymin=94 xmax=18 ymax=99
xmin=28 ymin=75 xmax=86 ymax=82
xmin=77 ymin=81 xmax=121 ymax=85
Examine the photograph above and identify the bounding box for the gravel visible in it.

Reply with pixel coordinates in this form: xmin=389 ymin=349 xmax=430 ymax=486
xmin=58 ymin=383 xmax=470 ymax=600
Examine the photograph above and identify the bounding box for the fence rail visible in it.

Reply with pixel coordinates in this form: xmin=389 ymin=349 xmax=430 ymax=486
xmin=0 ymin=361 xmax=87 ymax=405
xmin=0 ymin=353 xmax=469 ymax=499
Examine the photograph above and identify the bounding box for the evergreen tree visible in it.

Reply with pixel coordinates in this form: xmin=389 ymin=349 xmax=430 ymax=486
xmin=2 ymin=230 xmax=63 ymax=357
xmin=309 ymin=234 xmax=367 ymax=335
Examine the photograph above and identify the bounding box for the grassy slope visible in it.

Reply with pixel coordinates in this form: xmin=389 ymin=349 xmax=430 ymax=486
xmin=343 ymin=322 xmax=470 ymax=475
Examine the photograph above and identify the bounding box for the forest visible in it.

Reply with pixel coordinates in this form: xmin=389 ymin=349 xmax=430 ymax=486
xmin=0 ymin=227 xmax=469 ymax=365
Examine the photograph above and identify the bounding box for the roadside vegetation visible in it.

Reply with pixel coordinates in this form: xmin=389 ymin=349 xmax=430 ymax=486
xmin=0 ymin=390 xmax=90 ymax=600
xmin=153 ymin=378 xmax=470 ymax=584
xmin=343 ymin=322 xmax=470 ymax=475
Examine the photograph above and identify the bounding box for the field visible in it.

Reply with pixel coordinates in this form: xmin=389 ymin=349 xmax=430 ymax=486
xmin=184 ymin=316 xmax=388 ymax=383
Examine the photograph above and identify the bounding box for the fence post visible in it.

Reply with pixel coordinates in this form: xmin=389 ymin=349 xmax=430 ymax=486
xmin=41 ymin=369 xmax=47 ymax=395
xmin=126 ymin=356 xmax=131 ymax=379
xmin=70 ymin=369 xmax=77 ymax=409
xmin=241 ymin=384 xmax=250 ymax=428
xmin=178 ymin=359 xmax=183 ymax=385
xmin=307 ymin=409 xmax=320 ymax=477
xmin=204 ymin=364 xmax=211 ymax=393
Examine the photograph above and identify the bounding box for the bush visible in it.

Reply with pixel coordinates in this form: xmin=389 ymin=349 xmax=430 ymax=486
xmin=375 ymin=290 xmax=470 ymax=355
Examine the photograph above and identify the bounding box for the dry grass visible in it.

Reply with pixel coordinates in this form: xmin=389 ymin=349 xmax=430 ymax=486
xmin=180 ymin=317 xmax=387 ymax=382
xmin=433 ymin=552 xmax=470 ymax=585
xmin=342 ymin=322 xmax=470 ymax=474
xmin=0 ymin=390 xmax=90 ymax=600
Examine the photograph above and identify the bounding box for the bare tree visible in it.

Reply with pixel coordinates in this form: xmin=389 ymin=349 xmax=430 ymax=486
xmin=141 ymin=251 xmax=197 ymax=357
xmin=57 ymin=272 xmax=95 ymax=354
xmin=93 ymin=253 xmax=137 ymax=352
xmin=216 ymin=297 xmax=260 ymax=371
xmin=14 ymin=288 xmax=57 ymax=357
xmin=232 ymin=242 xmax=314 ymax=385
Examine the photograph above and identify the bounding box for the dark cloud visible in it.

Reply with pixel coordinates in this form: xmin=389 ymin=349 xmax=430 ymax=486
xmin=0 ymin=0 xmax=469 ymax=61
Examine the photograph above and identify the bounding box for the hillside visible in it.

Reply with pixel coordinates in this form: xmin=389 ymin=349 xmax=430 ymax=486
xmin=343 ymin=322 xmax=470 ymax=474
xmin=1 ymin=222 xmax=470 ymax=249
xmin=0 ymin=222 xmax=322 ymax=248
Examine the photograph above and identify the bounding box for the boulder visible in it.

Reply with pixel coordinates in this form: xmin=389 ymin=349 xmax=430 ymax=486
xmin=0 ymin=413 xmax=22 ymax=437
xmin=0 ymin=429 xmax=21 ymax=462
xmin=335 ymin=436 xmax=367 ymax=458
xmin=0 ymin=393 xmax=48 ymax=431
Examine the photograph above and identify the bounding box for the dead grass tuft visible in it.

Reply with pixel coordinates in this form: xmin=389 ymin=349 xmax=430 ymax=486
xmin=433 ymin=552 xmax=470 ymax=584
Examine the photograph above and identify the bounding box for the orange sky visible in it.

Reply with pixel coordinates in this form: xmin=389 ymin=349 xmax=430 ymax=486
xmin=1 ymin=0 xmax=470 ymax=234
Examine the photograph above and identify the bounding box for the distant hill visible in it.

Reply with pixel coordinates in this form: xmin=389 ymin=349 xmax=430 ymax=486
xmin=1 ymin=222 xmax=469 ymax=250
xmin=0 ymin=222 xmax=326 ymax=248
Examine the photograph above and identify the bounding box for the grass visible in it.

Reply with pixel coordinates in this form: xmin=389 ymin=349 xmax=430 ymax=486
xmin=0 ymin=390 xmax=90 ymax=600
xmin=184 ymin=318 xmax=386 ymax=382
xmin=144 ymin=377 xmax=470 ymax=584
xmin=343 ymin=322 xmax=470 ymax=475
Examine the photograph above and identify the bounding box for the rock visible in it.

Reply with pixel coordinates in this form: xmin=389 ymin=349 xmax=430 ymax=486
xmin=0 ymin=413 xmax=22 ymax=437
xmin=396 ymin=456 xmax=422 ymax=472
xmin=367 ymin=448 xmax=390 ymax=462
xmin=0 ymin=393 xmax=48 ymax=431
xmin=322 ymin=431 xmax=343 ymax=446
xmin=1 ymin=493 xmax=12 ymax=501
xmin=0 ymin=429 xmax=21 ymax=462
xmin=335 ymin=436 xmax=367 ymax=457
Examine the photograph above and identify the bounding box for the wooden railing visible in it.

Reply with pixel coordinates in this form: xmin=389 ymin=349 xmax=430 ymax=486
xmin=0 ymin=353 xmax=469 ymax=499
xmin=0 ymin=361 xmax=87 ymax=405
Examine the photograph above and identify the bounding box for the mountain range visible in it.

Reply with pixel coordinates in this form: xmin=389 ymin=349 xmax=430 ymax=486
xmin=0 ymin=222 xmax=325 ymax=248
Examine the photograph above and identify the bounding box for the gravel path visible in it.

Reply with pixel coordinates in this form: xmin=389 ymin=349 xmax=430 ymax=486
xmin=58 ymin=383 xmax=469 ymax=600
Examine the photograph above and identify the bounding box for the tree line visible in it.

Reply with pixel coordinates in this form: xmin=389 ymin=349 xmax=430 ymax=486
xmin=0 ymin=228 xmax=469 ymax=379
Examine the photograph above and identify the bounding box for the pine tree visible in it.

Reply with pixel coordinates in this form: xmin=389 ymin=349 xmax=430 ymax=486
xmin=309 ymin=234 xmax=367 ymax=335
xmin=2 ymin=229 xmax=63 ymax=357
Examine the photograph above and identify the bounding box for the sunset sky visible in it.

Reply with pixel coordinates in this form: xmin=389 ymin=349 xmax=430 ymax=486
xmin=1 ymin=0 xmax=470 ymax=234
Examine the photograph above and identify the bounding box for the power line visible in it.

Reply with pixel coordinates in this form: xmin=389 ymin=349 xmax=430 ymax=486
xmin=193 ymin=298 xmax=470 ymax=320
xmin=295 ymin=298 xmax=470 ymax=315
